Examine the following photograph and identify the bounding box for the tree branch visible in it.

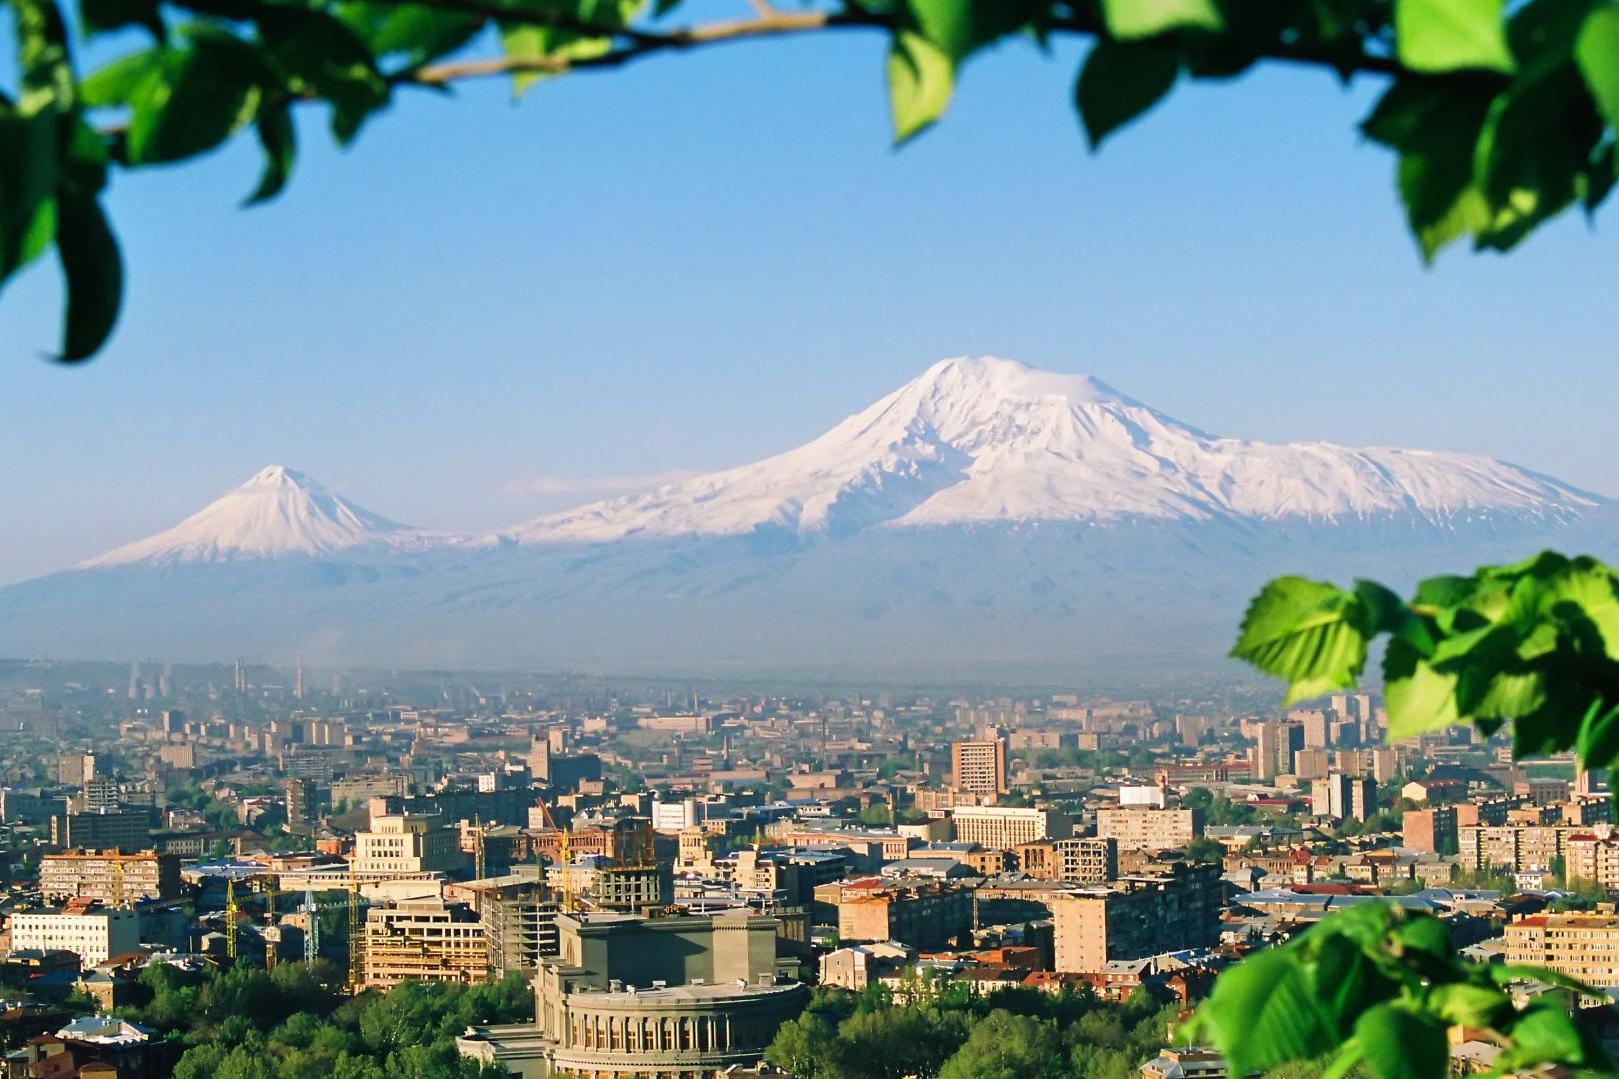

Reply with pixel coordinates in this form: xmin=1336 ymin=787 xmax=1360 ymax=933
xmin=397 ymin=4 xmax=1413 ymax=90
xmin=405 ymin=8 xmax=877 ymax=86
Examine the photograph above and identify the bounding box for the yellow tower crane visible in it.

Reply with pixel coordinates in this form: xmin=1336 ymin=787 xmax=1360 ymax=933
xmin=225 ymin=877 xmax=239 ymax=960
xmin=346 ymin=877 xmax=362 ymax=992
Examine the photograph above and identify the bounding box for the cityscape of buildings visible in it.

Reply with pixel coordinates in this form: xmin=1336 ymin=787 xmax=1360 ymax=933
xmin=0 ymin=660 xmax=1612 ymax=1076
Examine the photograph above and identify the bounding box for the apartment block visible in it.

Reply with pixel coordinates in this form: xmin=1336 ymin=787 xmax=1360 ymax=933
xmin=1095 ymin=808 xmax=1200 ymax=852
xmin=1505 ymin=913 xmax=1619 ymax=988
xmin=1014 ymin=837 xmax=1118 ymax=884
xmin=39 ymin=850 xmax=180 ymax=903
xmin=1052 ymin=863 xmax=1222 ymax=974
xmin=361 ymin=896 xmax=487 ymax=989
xmin=950 ymin=739 xmax=1008 ymax=798
xmin=1459 ymin=824 xmax=1584 ymax=873
xmin=812 ymin=878 xmax=971 ymax=948
xmin=951 ymin=806 xmax=1072 ymax=849
xmin=10 ymin=899 xmax=140 ymax=966
xmin=353 ymin=812 xmax=465 ymax=878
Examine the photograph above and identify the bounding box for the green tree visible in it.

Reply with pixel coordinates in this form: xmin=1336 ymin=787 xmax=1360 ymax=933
xmin=6 ymin=0 xmax=1619 ymax=359
xmin=938 ymin=1010 xmax=1066 ymax=1079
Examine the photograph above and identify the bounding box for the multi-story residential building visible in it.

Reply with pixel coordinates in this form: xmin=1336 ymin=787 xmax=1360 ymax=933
xmin=812 ymin=877 xmax=971 ymax=948
xmin=951 ymin=806 xmax=1072 ymax=849
xmin=9 ymin=898 xmax=140 ymax=966
xmin=331 ymin=773 xmax=409 ymax=805
xmin=458 ymin=910 xmax=807 ymax=1079
xmin=1459 ymin=824 xmax=1585 ymax=873
xmin=453 ymin=868 xmax=561 ymax=975
xmin=1051 ymin=862 xmax=1222 ymax=974
xmin=353 ymin=812 xmax=464 ymax=878
xmin=547 ymin=857 xmax=673 ymax=913
xmin=361 ymin=896 xmax=487 ymax=988
xmin=1505 ymin=913 xmax=1619 ymax=988
xmin=1563 ymin=831 xmax=1619 ymax=891
xmin=285 ymin=778 xmax=316 ymax=831
xmin=1403 ymin=806 xmax=1459 ymax=854
xmin=39 ymin=850 xmax=181 ymax=903
xmin=49 ymin=809 xmax=150 ymax=853
xmin=950 ymin=738 xmax=1008 ymax=799
xmin=1310 ymin=773 xmax=1375 ymax=822
xmin=1095 ymin=808 xmax=1200 ymax=852
xmin=1014 ymin=837 xmax=1118 ymax=884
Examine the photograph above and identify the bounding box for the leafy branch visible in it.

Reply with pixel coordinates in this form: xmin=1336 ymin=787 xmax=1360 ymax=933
xmin=1189 ymin=901 xmax=1613 ymax=1079
xmin=1218 ymin=550 xmax=1619 ymax=1077
xmin=5 ymin=0 xmax=1619 ymax=361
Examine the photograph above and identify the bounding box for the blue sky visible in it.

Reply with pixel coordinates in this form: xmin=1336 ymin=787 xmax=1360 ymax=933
xmin=2 ymin=16 xmax=1617 ymax=583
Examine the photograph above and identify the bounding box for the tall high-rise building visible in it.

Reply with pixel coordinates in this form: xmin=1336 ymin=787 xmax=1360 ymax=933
xmin=1310 ymin=773 xmax=1375 ymax=822
xmin=950 ymin=738 xmax=1008 ymax=798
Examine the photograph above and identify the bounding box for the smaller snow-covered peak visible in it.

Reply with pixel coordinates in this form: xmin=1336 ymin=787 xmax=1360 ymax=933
xmin=81 ymin=466 xmax=440 ymax=568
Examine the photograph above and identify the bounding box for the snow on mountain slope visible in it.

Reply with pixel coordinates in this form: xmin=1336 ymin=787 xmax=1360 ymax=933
xmin=80 ymin=466 xmax=442 ymax=567
xmin=506 ymin=356 xmax=1601 ymax=544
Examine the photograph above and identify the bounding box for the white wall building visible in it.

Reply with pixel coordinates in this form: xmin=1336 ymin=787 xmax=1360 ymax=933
xmin=10 ymin=902 xmax=139 ymax=966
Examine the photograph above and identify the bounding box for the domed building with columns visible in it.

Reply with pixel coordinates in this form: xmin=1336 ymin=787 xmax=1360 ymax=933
xmin=457 ymin=910 xmax=808 ymax=1079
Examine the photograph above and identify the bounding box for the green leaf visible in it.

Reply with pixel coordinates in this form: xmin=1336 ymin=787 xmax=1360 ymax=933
xmin=258 ymin=8 xmax=388 ymax=144
xmin=1383 ymin=636 xmax=1461 ymax=739
xmin=1352 ymin=1003 xmax=1448 ymax=1079
xmin=1075 ymin=38 xmax=1180 ymax=149
xmin=498 ymin=23 xmax=612 ymax=98
xmin=245 ymin=104 xmax=294 ymax=205
xmin=1427 ymin=982 xmax=1510 ymax=1027
xmin=886 ymin=31 xmax=953 ymax=144
xmin=370 ymin=4 xmax=482 ymax=66
xmin=54 ymin=192 xmax=122 ymax=362
xmin=906 ymin=0 xmax=1037 ymax=62
xmin=1498 ymin=999 xmax=1590 ymax=1069
xmin=0 ymin=107 xmax=60 ymax=278
xmin=1396 ymin=0 xmax=1515 ymax=74
xmin=79 ymin=0 xmax=165 ymax=39
xmin=1198 ymin=947 xmax=1336 ymax=1076
xmin=80 ymin=49 xmax=163 ymax=107
xmin=125 ymin=31 xmax=268 ymax=164
xmin=1576 ymin=5 xmax=1619 ymax=129
xmin=1391 ymin=914 xmax=1451 ymax=962
xmin=1099 ymin=0 xmax=1223 ymax=41
xmin=1230 ymin=577 xmax=1371 ymax=704
xmin=1369 ymin=79 xmax=1495 ymax=260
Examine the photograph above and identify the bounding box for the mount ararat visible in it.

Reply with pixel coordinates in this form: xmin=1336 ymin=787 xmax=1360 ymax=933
xmin=2 ymin=357 xmax=1610 ymax=678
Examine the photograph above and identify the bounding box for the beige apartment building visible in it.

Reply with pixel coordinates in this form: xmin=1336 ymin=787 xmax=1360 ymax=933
xmin=353 ymin=812 xmax=464 ymax=878
xmin=1052 ymin=863 xmax=1222 ymax=974
xmin=1458 ymin=824 xmax=1594 ymax=873
xmin=1014 ymin=837 xmax=1118 ymax=884
xmin=1095 ymin=807 xmax=1200 ymax=852
xmin=1505 ymin=913 xmax=1619 ymax=988
xmin=951 ymin=806 xmax=1072 ymax=849
xmin=950 ymin=738 xmax=1008 ymax=798
xmin=39 ymin=850 xmax=181 ymax=903
xmin=9 ymin=899 xmax=140 ymax=967
xmin=1564 ymin=832 xmax=1619 ymax=891
xmin=361 ymin=896 xmax=487 ymax=989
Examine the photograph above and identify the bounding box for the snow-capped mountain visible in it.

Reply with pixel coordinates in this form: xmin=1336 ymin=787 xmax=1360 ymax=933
xmin=81 ymin=465 xmax=442 ymax=567
xmin=507 ymin=357 xmax=1597 ymax=543
xmin=0 ymin=357 xmax=1609 ymax=677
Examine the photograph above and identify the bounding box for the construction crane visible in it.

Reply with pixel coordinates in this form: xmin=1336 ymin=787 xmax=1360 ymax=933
xmin=472 ymin=814 xmax=486 ymax=882
xmin=225 ymin=878 xmax=239 ymax=960
xmin=347 ymin=876 xmax=362 ymax=992
xmin=535 ymin=801 xmax=576 ymax=913
xmin=263 ymin=877 xmax=279 ymax=970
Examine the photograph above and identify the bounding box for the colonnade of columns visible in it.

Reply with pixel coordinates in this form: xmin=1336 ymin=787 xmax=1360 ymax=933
xmin=571 ymin=1011 xmax=737 ymax=1055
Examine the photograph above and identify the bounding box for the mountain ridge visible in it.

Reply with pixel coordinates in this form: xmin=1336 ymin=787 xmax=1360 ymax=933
xmin=3 ymin=356 xmax=1610 ymax=676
